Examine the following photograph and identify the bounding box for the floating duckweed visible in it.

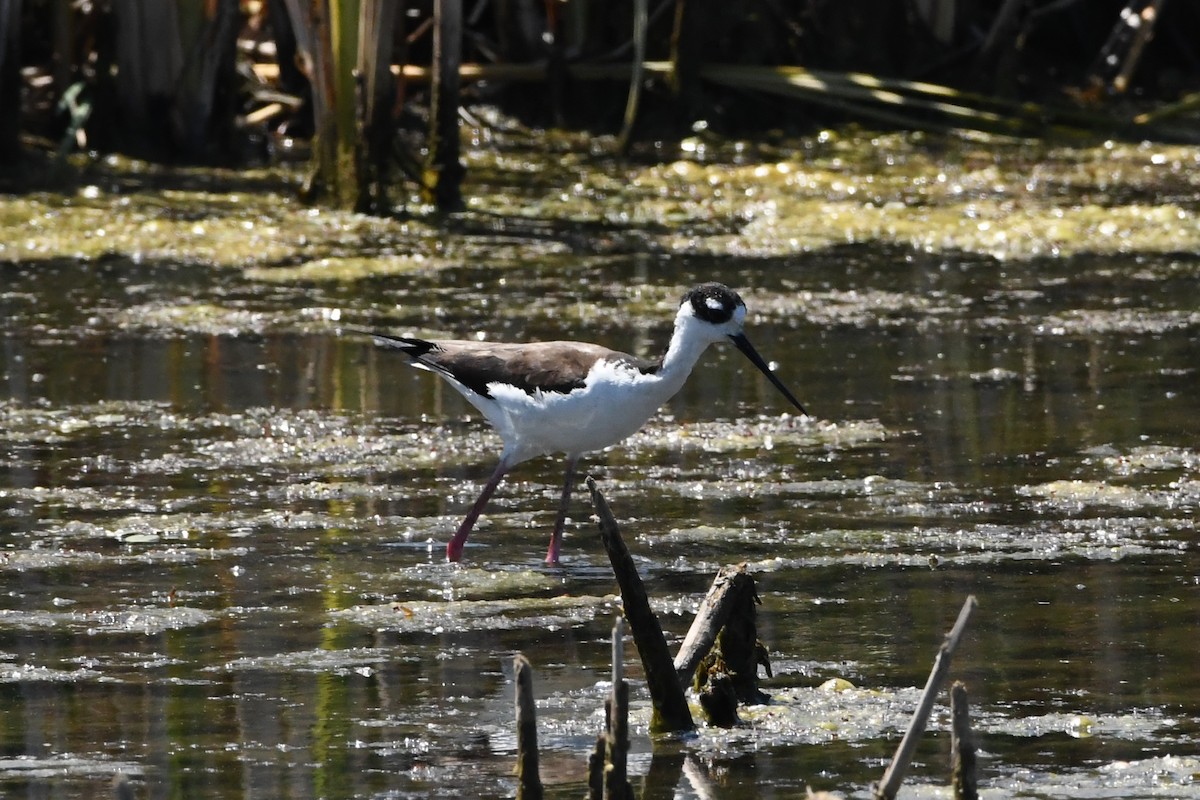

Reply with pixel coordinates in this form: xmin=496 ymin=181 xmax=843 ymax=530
xmin=0 ymin=606 xmax=214 ymax=635
xmin=1103 ymin=445 xmax=1200 ymax=476
xmin=5 ymin=134 xmax=1200 ymax=278
xmin=330 ymin=594 xmax=618 ymax=632
xmin=244 ymin=254 xmax=445 ymax=283
xmin=1021 ymin=480 xmax=1164 ymax=509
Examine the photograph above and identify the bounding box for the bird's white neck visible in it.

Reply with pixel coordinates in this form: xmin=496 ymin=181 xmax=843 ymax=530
xmin=656 ymin=308 xmax=724 ymax=393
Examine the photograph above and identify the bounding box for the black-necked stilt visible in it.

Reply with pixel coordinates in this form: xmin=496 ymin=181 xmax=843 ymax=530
xmin=362 ymin=283 xmax=808 ymax=564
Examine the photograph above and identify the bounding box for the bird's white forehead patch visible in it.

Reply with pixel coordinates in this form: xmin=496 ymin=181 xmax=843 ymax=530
xmin=705 ymin=297 xmax=725 ymax=312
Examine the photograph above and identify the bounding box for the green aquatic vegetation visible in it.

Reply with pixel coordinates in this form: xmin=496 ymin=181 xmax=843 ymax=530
xmin=0 ymin=605 xmax=215 ymax=635
xmin=472 ymin=133 xmax=1200 ymax=262
xmin=1102 ymin=445 xmax=1200 ymax=476
xmin=243 ymin=254 xmax=447 ymax=283
xmin=192 ymin=427 xmax=487 ymax=474
xmin=761 ymin=288 xmax=972 ymax=329
xmin=217 ymin=647 xmax=394 ymax=674
xmin=1 ymin=546 xmax=250 ymax=572
xmin=110 ymin=302 xmax=291 ymax=335
xmin=5 ymin=132 xmax=1198 ymax=283
xmin=0 ymin=664 xmax=105 ymax=683
xmin=724 ymin=198 xmax=1200 ymax=260
xmin=0 ymin=185 xmax=436 ymax=270
xmin=1035 ymin=308 xmax=1200 ymax=336
xmin=381 ymin=563 xmax=570 ymax=602
xmin=1 ymin=402 xmax=126 ymax=444
xmin=1020 ymin=479 xmax=1187 ymax=510
xmin=0 ymin=401 xmax=475 ymax=484
xmin=622 ymin=416 xmax=888 ymax=455
xmin=0 ymin=192 xmax=297 ymax=267
xmin=986 ymin=710 xmax=1177 ymax=743
xmin=0 ymin=754 xmax=144 ymax=778
xmin=0 ymin=485 xmax=166 ymax=515
xmin=734 ymin=511 xmax=1193 ymax=570
xmin=698 ymin=682 xmax=1182 ymax=759
xmin=331 ymin=593 xmax=618 ymax=632
xmin=1 ymin=400 xmax=201 ymax=440
xmin=276 ymin=480 xmax=404 ymax=502
xmin=1008 ymin=756 xmax=1200 ymax=797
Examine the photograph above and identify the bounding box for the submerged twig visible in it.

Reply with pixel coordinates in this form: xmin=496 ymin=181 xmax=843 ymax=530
xmin=874 ymin=595 xmax=978 ymax=800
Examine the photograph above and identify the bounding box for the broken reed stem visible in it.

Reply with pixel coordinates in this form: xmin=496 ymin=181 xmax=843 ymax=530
xmin=513 ymin=654 xmax=543 ymax=800
xmin=874 ymin=595 xmax=978 ymax=800
xmin=950 ymin=682 xmax=978 ymax=800
xmin=605 ymin=680 xmax=632 ymax=800
xmin=586 ymin=476 xmax=695 ymax=734
xmin=605 ymin=616 xmax=631 ymax=799
xmin=612 ymin=615 xmax=625 ymax=685
xmin=587 ymin=617 xmax=634 ymax=800
xmin=587 ymin=737 xmax=604 ymax=800
xmin=616 ymin=0 xmax=647 ymax=154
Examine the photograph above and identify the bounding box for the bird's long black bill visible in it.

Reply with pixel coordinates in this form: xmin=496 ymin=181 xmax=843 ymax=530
xmin=730 ymin=333 xmax=810 ymax=417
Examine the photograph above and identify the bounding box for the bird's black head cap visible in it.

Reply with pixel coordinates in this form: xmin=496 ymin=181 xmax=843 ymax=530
xmin=685 ymin=283 xmax=745 ymax=325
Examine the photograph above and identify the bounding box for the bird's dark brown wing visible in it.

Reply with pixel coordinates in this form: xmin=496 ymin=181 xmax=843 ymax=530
xmin=367 ymin=333 xmax=658 ymax=398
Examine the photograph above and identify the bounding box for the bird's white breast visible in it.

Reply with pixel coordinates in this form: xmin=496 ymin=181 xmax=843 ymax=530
xmin=481 ymin=358 xmax=683 ymax=464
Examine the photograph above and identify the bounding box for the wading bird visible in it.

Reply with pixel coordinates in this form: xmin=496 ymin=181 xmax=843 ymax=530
xmin=363 ymin=283 xmax=808 ymax=564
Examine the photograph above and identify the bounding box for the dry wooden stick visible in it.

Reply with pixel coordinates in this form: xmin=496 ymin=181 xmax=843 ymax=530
xmin=874 ymin=595 xmax=978 ymax=800
xmin=513 ymin=654 xmax=543 ymax=800
xmin=673 ymin=563 xmax=754 ymax=685
xmin=587 ymin=476 xmax=695 ymax=734
xmin=675 ymin=563 xmax=768 ymax=726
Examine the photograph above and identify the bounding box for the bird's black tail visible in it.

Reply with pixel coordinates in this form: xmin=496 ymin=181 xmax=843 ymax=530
xmin=343 ymin=327 xmax=435 ymax=360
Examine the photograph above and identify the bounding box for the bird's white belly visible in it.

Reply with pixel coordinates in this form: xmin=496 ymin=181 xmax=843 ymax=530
xmin=481 ymin=362 xmax=680 ymax=463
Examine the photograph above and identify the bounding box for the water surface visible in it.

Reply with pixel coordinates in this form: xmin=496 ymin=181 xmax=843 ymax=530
xmin=2 ymin=131 xmax=1200 ymax=799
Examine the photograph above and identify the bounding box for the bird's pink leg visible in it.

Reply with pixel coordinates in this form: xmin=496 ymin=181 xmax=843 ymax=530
xmin=545 ymin=457 xmax=579 ymax=565
xmin=447 ymin=458 xmax=511 ymax=562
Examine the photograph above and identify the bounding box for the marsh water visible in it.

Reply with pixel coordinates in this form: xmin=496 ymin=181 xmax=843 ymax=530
xmin=2 ymin=130 xmax=1200 ymax=799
